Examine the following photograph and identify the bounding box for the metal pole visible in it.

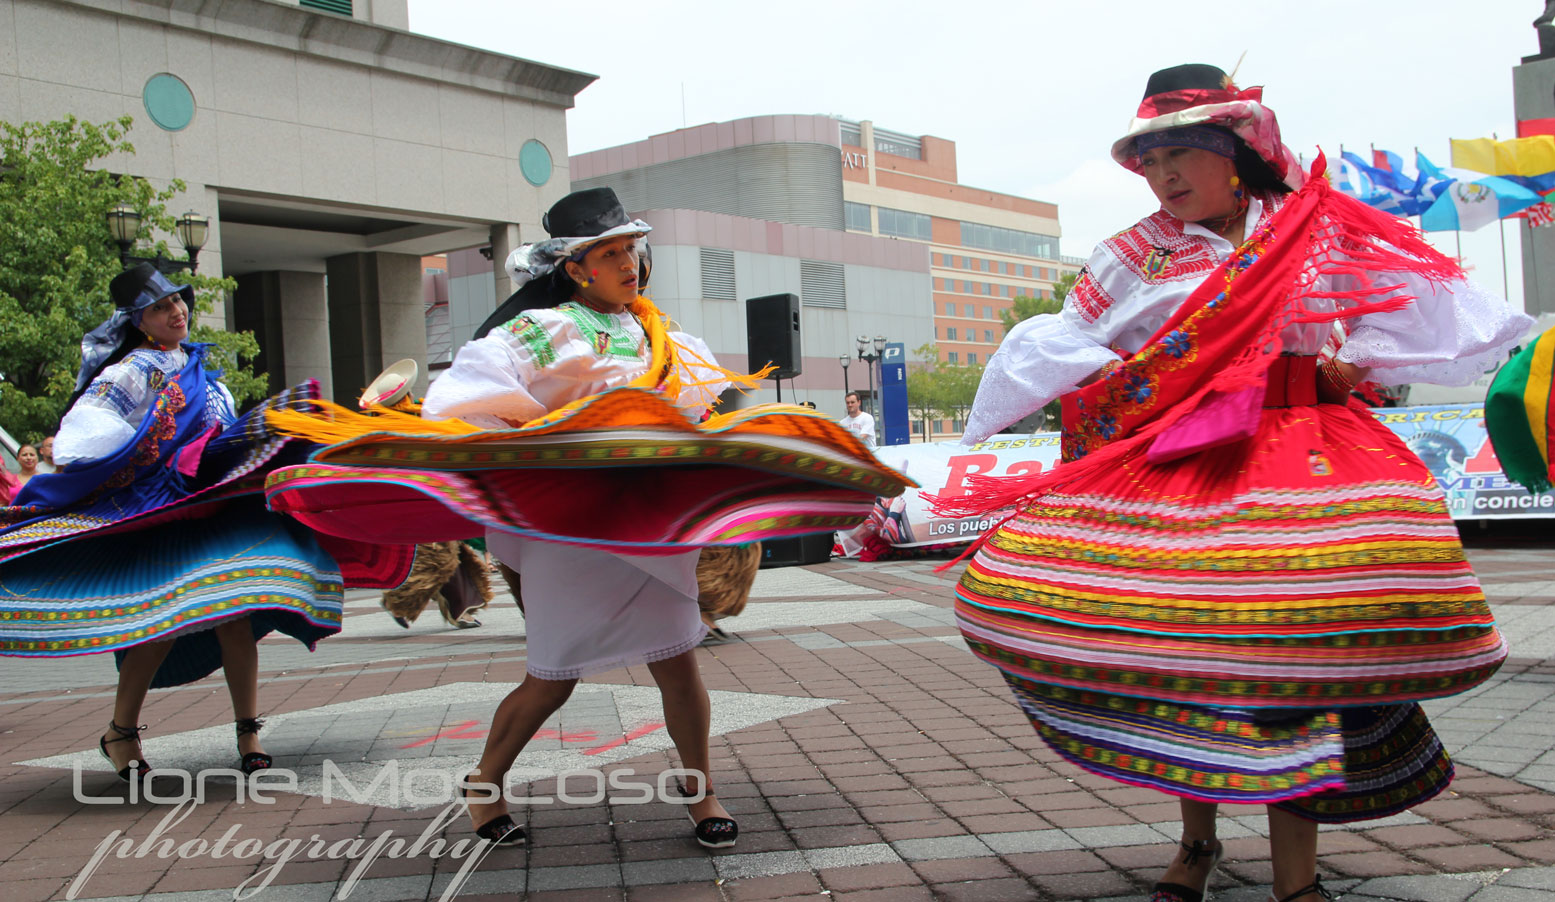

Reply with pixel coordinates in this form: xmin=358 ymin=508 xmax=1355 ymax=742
xmin=866 ymin=356 xmax=876 ymax=434
xmin=1499 ymin=218 xmax=1511 ymax=300
xmin=875 ymin=354 xmax=885 ymax=446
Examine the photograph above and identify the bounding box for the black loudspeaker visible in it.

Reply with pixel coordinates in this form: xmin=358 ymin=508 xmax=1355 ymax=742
xmin=759 ymin=534 xmax=833 ymax=568
xmin=745 ymin=293 xmax=802 ymax=379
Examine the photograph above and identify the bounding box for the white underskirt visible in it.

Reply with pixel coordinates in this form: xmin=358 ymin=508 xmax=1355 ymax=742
xmin=485 ymin=531 xmax=705 ymax=680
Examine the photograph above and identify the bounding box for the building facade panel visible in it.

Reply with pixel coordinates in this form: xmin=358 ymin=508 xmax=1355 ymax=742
xmin=11 ymin=0 xmax=593 ymax=405
xmin=576 ymin=142 xmax=845 ymax=231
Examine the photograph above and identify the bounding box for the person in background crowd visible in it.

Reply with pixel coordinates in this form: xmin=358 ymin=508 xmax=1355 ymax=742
xmin=839 ymin=391 xmax=876 ymax=449
xmin=14 ymin=445 xmax=42 ymax=490
xmin=36 ymin=435 xmax=57 ymax=473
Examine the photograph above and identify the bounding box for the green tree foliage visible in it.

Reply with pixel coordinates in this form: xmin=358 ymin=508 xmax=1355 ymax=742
xmin=0 ymin=115 xmax=261 ymax=443
xmin=904 ymin=343 xmax=984 ymax=440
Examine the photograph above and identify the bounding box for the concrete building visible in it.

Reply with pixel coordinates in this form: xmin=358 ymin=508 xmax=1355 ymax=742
xmin=834 ymin=119 xmax=1082 ymax=372
xmin=567 ymin=115 xmax=1078 ymax=433
xmin=1514 ymin=13 xmax=1555 ymax=321
xmin=2 ymin=0 xmax=592 ymax=403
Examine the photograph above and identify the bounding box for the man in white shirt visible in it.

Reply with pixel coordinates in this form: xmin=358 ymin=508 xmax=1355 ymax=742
xmin=838 ymin=392 xmax=876 ymax=449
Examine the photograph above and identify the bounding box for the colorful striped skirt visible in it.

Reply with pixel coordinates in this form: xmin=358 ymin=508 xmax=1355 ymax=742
xmin=956 ymin=402 xmax=1504 ymax=821
xmin=0 ymin=504 xmax=345 ymax=688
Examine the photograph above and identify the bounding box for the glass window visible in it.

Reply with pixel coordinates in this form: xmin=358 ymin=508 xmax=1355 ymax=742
xmin=844 ymin=201 xmax=872 ymax=233
xmin=946 ymin=327 xmax=958 ymax=341
xmin=979 ymin=259 xmax=990 ymax=272
xmin=840 ymin=122 xmax=863 ymax=147
xmin=947 ymin=352 xmax=959 ymax=364
xmin=961 ymin=256 xmax=971 ymax=270
xmin=983 ymin=305 xmax=993 ymax=319
xmin=983 ymin=329 xmax=994 ymax=342
xmin=873 ymin=127 xmax=923 ymax=159
xmin=876 ymin=206 xmax=932 ymax=241
xmin=967 ymin=353 xmax=977 ymax=364
xmin=960 ymin=222 xmax=1059 ymax=259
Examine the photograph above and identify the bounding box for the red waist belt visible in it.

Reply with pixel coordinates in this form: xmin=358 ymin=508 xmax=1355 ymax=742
xmin=1264 ymin=355 xmax=1318 ymax=408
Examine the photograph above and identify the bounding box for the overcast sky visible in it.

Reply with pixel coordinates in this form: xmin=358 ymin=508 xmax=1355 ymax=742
xmin=409 ymin=0 xmax=1539 ymax=301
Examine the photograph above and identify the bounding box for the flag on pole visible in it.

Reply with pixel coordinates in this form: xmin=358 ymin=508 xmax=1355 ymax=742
xmin=1527 ymin=202 xmax=1555 ymax=228
xmin=1334 ymin=153 xmax=1375 ymax=200
xmin=1369 ymin=148 xmax=1412 ymax=192
xmin=1419 ymin=175 xmax=1543 ymax=231
xmin=1451 ymin=135 xmax=1555 ymax=177
xmin=1341 ymin=151 xmax=1421 ymax=215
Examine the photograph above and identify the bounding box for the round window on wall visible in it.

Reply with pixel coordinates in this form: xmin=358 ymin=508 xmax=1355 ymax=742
xmin=143 ymin=74 xmax=195 ymax=131
xmin=520 ymin=140 xmax=552 ymax=187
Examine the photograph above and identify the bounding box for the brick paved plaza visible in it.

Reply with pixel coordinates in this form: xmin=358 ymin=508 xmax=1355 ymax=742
xmin=2 ymin=540 xmax=1554 ymax=902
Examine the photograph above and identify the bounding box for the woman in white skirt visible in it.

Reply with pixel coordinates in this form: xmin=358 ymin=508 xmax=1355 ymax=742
xmin=422 ymin=188 xmax=737 ymax=849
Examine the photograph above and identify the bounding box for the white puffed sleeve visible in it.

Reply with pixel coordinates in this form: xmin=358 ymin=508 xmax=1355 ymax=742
xmin=54 ymin=361 xmax=152 ymax=466
xmin=668 ymin=331 xmax=730 ymax=417
xmin=422 ymin=334 xmax=547 ymax=428
xmin=963 ymin=312 xmax=1121 ymax=446
xmin=1336 ymin=273 xmax=1534 ymax=386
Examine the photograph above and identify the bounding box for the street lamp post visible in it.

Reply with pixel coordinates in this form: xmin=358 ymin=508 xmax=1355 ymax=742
xmin=106 ymin=203 xmax=210 ymax=273
xmin=856 ymin=335 xmax=888 ymax=446
xmin=838 ymin=354 xmax=850 ymax=400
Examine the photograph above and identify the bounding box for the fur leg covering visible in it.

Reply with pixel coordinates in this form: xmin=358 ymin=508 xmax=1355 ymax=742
xmin=696 ymin=543 xmax=762 ymax=620
xmin=380 ymin=542 xmax=461 ymax=623
xmin=436 ymin=542 xmax=495 ymax=625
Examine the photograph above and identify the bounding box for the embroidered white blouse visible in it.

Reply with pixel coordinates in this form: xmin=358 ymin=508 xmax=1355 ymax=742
xmin=965 ymin=194 xmax=1534 ymax=444
xmin=55 ymin=346 xmax=237 ymax=467
xmin=423 ymin=301 xmax=730 ymax=427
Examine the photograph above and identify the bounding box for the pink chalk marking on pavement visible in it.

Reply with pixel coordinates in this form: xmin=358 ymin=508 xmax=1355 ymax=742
xmin=583 ymin=721 xmax=665 ymax=756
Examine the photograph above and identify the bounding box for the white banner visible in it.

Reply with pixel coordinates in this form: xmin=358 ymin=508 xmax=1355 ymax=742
xmin=841 ymin=406 xmax=1550 ymax=555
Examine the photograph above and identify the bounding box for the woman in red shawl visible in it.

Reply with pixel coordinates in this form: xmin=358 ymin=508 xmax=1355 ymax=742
xmin=939 ymin=65 xmax=1532 ymax=902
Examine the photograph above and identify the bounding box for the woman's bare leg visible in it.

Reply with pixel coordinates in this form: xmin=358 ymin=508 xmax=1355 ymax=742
xmin=1159 ymin=798 xmax=1222 ymax=888
xmin=1268 ymin=805 xmax=1321 ymax=900
xmin=103 ymin=640 xmax=175 ymax=771
xmin=213 ymin=617 xmax=264 ymax=756
xmin=646 ymin=650 xmax=729 ymax=825
xmin=465 ymin=675 xmax=577 ymax=828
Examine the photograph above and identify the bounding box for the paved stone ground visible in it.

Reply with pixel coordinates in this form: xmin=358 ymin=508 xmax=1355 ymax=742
xmin=1 ymin=536 xmax=1553 ymax=902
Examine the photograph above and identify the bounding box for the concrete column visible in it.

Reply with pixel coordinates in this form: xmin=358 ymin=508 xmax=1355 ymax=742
xmin=232 ymin=271 xmax=332 ymax=397
xmin=489 ymin=222 xmax=521 ymax=301
xmin=279 ymin=272 xmax=332 ymax=398
xmin=232 ymin=272 xmax=287 ymax=394
xmin=326 ymin=252 xmax=426 ymax=406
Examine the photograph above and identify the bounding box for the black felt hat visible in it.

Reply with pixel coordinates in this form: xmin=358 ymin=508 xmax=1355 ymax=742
xmin=541 ymin=187 xmax=633 ymax=240
xmin=1140 ymin=64 xmax=1231 ymax=101
xmin=109 ymin=262 xmax=194 ymax=311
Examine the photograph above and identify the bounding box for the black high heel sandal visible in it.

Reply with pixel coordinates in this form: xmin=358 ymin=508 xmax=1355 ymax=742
xmin=235 ymin=717 xmax=272 ymax=776
xmin=1149 ymin=838 xmax=1224 ymax=902
xmin=1270 ymin=876 xmax=1334 ymax=902
xmin=458 ymin=774 xmax=525 ymax=846
xmin=98 ymin=721 xmax=150 ymax=783
xmin=676 ymin=779 xmax=738 ymax=849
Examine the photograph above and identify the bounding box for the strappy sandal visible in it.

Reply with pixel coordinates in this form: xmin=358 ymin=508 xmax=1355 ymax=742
xmin=459 ymin=774 xmax=525 ymax=846
xmin=235 ymin=717 xmax=272 ymax=775
xmin=1149 ymin=838 xmax=1224 ymax=902
xmin=98 ymin=721 xmax=150 ymax=783
xmin=676 ymin=779 xmax=738 ymax=849
xmin=1269 ymin=876 xmax=1334 ymax=902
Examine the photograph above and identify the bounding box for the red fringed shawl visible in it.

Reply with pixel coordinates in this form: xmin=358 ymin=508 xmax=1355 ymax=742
xmin=928 ymin=156 xmax=1464 ymax=546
